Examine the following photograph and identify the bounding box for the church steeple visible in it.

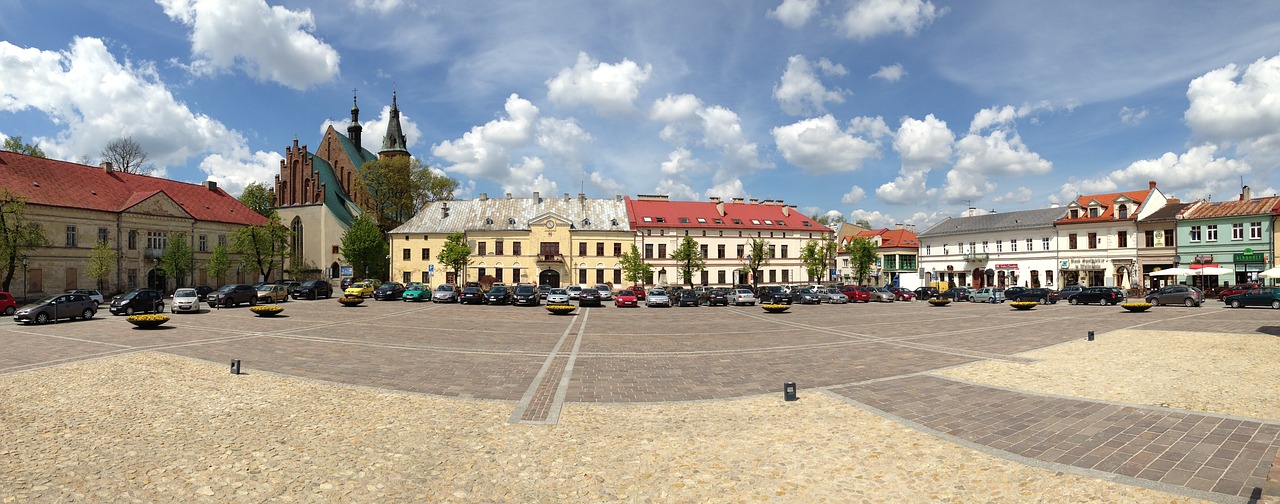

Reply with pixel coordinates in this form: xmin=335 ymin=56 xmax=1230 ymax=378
xmin=379 ymin=88 xmax=410 ymax=159
xmin=347 ymin=88 xmax=363 ymax=149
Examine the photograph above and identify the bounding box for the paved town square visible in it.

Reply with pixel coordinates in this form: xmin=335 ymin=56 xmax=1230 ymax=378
xmin=2 ymin=298 xmax=1278 ymax=502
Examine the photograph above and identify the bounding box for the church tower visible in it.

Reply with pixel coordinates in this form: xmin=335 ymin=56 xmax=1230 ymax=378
xmin=347 ymin=91 xmax=363 ymax=150
xmin=378 ymin=89 xmax=410 ymax=159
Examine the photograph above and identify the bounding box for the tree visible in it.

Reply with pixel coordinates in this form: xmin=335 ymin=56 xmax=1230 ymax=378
xmin=816 ymin=236 xmax=838 ymax=283
xmin=800 ymin=241 xmax=822 ymax=283
xmin=0 ymin=190 xmax=50 ymax=292
xmin=745 ymin=237 xmax=771 ymax=290
xmin=847 ymin=237 xmax=879 ymax=285
xmin=238 ymin=182 xmax=277 ymax=218
xmin=158 ymin=232 xmax=194 ymax=289
xmin=354 ymin=156 xmax=459 ymax=233
xmin=618 ymin=244 xmax=652 ymax=285
xmin=339 ymin=214 xmax=388 ymax=281
xmin=854 ymin=219 xmax=872 ymax=229
xmin=233 ymin=216 xmax=292 ymax=282
xmin=100 ymin=136 xmax=153 ymax=175
xmin=3 ymin=136 xmax=46 ymax=158
xmin=811 ymin=212 xmax=845 ymax=228
xmin=206 ymin=243 xmax=231 ymax=286
xmin=438 ymin=232 xmax=471 ymax=284
xmin=671 ymin=236 xmax=706 ymax=287
xmin=86 ymin=240 xmax=114 ymax=291
xmin=413 ymin=164 xmax=460 ymax=209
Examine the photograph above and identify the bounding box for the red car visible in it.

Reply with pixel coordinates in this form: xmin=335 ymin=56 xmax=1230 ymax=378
xmin=0 ymin=291 xmax=16 ymax=315
xmin=630 ymin=285 xmax=646 ymax=300
xmin=840 ymin=285 xmax=872 ymax=303
xmin=615 ymin=289 xmax=639 ymax=307
xmin=1217 ymin=283 xmax=1259 ymax=300
xmin=888 ymin=287 xmax=915 ymax=301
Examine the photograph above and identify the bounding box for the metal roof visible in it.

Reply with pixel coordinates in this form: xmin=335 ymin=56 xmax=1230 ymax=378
xmin=918 ymin=207 xmax=1067 ymax=239
xmin=391 ymin=195 xmax=631 ymax=234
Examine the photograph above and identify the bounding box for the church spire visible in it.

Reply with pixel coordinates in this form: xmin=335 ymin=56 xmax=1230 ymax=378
xmin=379 ymin=86 xmax=409 ymax=159
xmin=347 ymin=88 xmax=363 ymax=149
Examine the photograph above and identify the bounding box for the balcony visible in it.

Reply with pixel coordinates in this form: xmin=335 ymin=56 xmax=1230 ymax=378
xmin=537 ymin=253 xmax=564 ymax=263
xmin=144 ymin=248 xmax=164 ymax=260
xmin=963 ymin=252 xmax=989 ymax=262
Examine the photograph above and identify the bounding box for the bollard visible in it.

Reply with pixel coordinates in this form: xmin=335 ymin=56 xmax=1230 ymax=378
xmin=783 ymin=381 xmax=797 ymax=401
xmin=230 ymin=359 xmax=241 ymax=375
xmin=1087 ymin=331 xmax=1094 ymax=342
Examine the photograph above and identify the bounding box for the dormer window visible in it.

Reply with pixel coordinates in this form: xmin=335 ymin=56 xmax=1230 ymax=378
xmin=802 ymin=221 xmax=812 ymax=227
xmin=582 ymin=218 xmax=591 ymax=226
xmin=696 ymin=218 xmax=707 ymax=224
xmin=655 ymin=217 xmax=666 ymax=223
xmin=1089 ymin=207 xmax=1099 ymax=218
xmin=508 ymin=218 xmax=516 ymax=225
xmin=713 ymin=218 xmax=723 ymax=224
xmin=484 ymin=218 xmax=494 ymax=225
xmin=777 ymin=220 xmax=785 ymax=226
xmin=751 ymin=219 xmax=761 ymax=225
xmin=679 ymin=217 xmax=690 ymax=223
xmin=610 ymin=218 xmax=618 ymax=226
xmin=732 ymin=218 xmax=743 ymax=225
xmin=1070 ymin=209 xmax=1079 ymax=219
xmin=1117 ymin=205 xmax=1128 ymax=219
xmin=764 ymin=220 xmax=773 ymax=225
xmin=642 ymin=216 xmax=653 ymax=222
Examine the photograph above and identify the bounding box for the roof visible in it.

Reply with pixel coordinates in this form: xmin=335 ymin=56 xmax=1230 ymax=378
xmin=918 ymin=207 xmax=1066 ymax=239
xmin=0 ymin=151 xmax=267 ymax=226
xmin=625 ymin=197 xmax=832 ymax=233
xmin=1180 ymin=196 xmax=1280 ymax=220
xmin=379 ymin=91 xmax=410 ymax=156
xmin=842 ymin=228 xmax=920 ymax=249
xmin=1138 ymin=202 xmax=1191 ymax=223
xmin=1054 ymin=189 xmax=1149 ymax=225
xmin=392 ymin=195 xmax=631 ymax=234
xmin=306 ymin=152 xmax=363 ymax=228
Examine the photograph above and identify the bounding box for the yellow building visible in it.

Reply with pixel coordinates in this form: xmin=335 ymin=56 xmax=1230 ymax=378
xmin=389 ymin=193 xmax=632 ymax=287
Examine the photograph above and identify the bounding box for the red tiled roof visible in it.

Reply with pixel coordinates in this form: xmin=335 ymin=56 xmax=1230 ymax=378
xmin=625 ymin=197 xmax=832 ymax=233
xmin=1180 ymin=196 xmax=1280 ymax=219
xmin=841 ymin=228 xmax=919 ymax=250
xmin=0 ymin=151 xmax=268 ymax=226
xmin=1054 ymin=189 xmax=1149 ymax=225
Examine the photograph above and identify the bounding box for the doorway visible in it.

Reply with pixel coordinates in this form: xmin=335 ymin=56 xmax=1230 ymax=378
xmin=539 ymin=269 xmax=561 ymax=288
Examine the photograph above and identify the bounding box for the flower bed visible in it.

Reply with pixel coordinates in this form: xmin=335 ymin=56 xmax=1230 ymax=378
xmin=546 ymin=304 xmax=577 ymax=315
xmin=127 ymin=314 xmax=170 ymax=328
xmin=1010 ymin=301 xmax=1038 ymax=311
xmin=251 ymin=305 xmax=284 ymax=317
xmin=928 ymin=299 xmax=951 ymax=307
xmin=761 ymin=304 xmax=790 ymax=313
xmin=1121 ymin=302 xmax=1153 ymax=312
xmin=338 ymin=297 xmax=364 ymax=307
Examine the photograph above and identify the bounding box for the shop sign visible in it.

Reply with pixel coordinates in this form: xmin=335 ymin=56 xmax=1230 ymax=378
xmin=1234 ymin=252 xmax=1264 ymax=263
xmin=994 ymin=263 xmax=1018 ymax=269
xmin=1194 ymin=254 xmax=1214 ymax=263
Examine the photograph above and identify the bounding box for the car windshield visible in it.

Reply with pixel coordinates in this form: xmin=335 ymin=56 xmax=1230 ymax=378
xmin=218 ymin=285 xmax=237 ymax=292
xmin=463 ymin=287 xmax=480 ymax=293
xmin=406 ymin=283 xmax=424 ymax=290
xmin=379 ymin=283 xmax=398 ymax=289
xmin=650 ymin=289 xmax=666 ymax=296
xmin=490 ymin=287 xmax=507 ymax=294
xmin=174 ymin=289 xmax=197 ymax=297
xmin=550 ymin=289 xmax=567 ymax=295
xmin=32 ymin=296 xmax=58 ymax=305
xmin=619 ymin=290 xmax=634 ymax=296
xmin=256 ymin=285 xmax=274 ymax=292
xmin=515 ymin=286 xmax=534 ymax=294
xmin=436 ymin=285 xmax=454 ymax=291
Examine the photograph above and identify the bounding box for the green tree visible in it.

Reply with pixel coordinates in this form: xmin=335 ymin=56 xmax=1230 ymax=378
xmin=0 ymin=190 xmax=50 ymax=292
xmin=86 ymin=240 xmax=114 ymax=291
xmin=354 ymin=157 xmax=459 ymax=233
xmin=816 ymin=236 xmax=838 ymax=283
xmin=233 ymin=217 xmax=292 ymax=282
xmin=238 ymin=182 xmax=277 ymax=218
xmin=800 ymin=241 xmax=822 ymax=283
xmin=413 ymin=164 xmax=460 ymax=209
xmin=158 ymin=232 xmax=194 ymax=289
xmin=437 ymin=232 xmax=471 ymax=284
xmin=671 ymin=236 xmax=706 ymax=287
xmin=618 ymin=244 xmax=652 ymax=285
xmin=854 ymin=219 xmax=872 ymax=229
xmin=205 ymin=243 xmax=231 ymax=286
xmin=811 ymin=212 xmax=845 ymax=228
xmin=745 ymin=237 xmax=771 ymax=290
xmin=3 ymin=136 xmax=46 ymax=158
xmin=339 ymin=214 xmax=388 ymax=280
xmin=847 ymin=237 xmax=879 ymax=285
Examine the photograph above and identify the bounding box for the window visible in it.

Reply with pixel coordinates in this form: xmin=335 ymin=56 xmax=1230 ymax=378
xmin=718 ymin=270 xmax=726 ymax=284
xmin=478 ymin=242 xmax=487 ymax=255
xmin=764 ymin=220 xmax=773 ymax=225
xmin=1026 ymin=239 xmax=1033 ymax=251
xmin=128 ymin=230 xmax=138 ymax=250
xmin=513 ymin=242 xmax=522 ymax=256
xmin=1046 ymin=270 xmax=1054 ymax=286
xmin=613 ymin=243 xmax=621 ymax=256
xmin=780 ymin=245 xmax=788 ymax=258
xmin=613 ymin=269 xmax=621 ymax=284
xmin=579 ymin=242 xmax=587 ymax=256
xmin=1089 ymin=207 xmax=1100 ymax=217
xmin=495 ymin=268 xmax=503 ymax=282
xmin=679 ymin=217 xmax=690 ymax=224
xmin=926 ymin=245 xmax=932 ymax=255
xmin=147 ymin=231 xmax=168 ymax=250
xmin=1251 ymin=221 xmax=1263 ymax=239
xmin=736 ymin=244 xmax=745 ymax=258
xmin=982 ymin=241 xmax=988 ymax=252
xmin=198 ymin=234 xmax=207 ymax=252
xmin=1070 ymin=209 xmax=1079 ymax=219
xmin=655 ymin=217 xmax=666 ymax=223
xmin=802 ymin=221 xmax=812 ymax=227
xmin=1231 ymin=223 xmax=1243 ymax=240
xmin=494 ymin=241 xmax=504 ymax=255
xmin=1117 ymin=231 xmax=1127 ymax=248
xmin=421 ymin=272 xmax=429 ymax=283
xmin=1010 ymin=240 xmax=1017 ymax=252
xmin=645 ymin=244 xmax=653 ymax=258
xmin=512 ymin=268 xmax=521 ymax=283
xmin=717 ymin=244 xmax=725 ymax=259
xmin=421 ymin=248 xmax=430 ymax=260
xmin=658 ymin=244 xmax=667 ymax=258
xmin=596 ymin=242 xmax=604 ymax=256
xmin=697 ymin=218 xmax=706 ymax=224
xmin=1087 ymin=233 xmax=1098 ymax=249
xmin=1206 ymin=225 xmax=1218 ymax=241
xmin=1069 ymin=234 xmax=1078 ymax=250
xmin=98 ymin=227 xmax=109 ymax=244
xmin=714 ymin=218 xmax=723 ymax=225
xmin=995 ymin=240 xmax=1003 ymax=252
xmin=642 ymin=217 xmax=653 ymax=222
xmin=777 ymin=220 xmax=786 ymax=226
xmin=732 ymin=219 xmax=743 ymax=225
xmin=219 ymin=235 xmax=227 ymax=248
xmin=700 ymin=244 xmax=708 ymax=258
xmin=900 ymin=256 xmax=916 ymax=271
xmin=1117 ymin=205 xmax=1128 ymax=219
xmin=402 ymin=248 xmax=411 ymax=260
xmin=579 ymin=269 xmax=587 ymax=284
xmin=478 ymin=267 xmax=486 ymax=279
xmin=508 ymin=218 xmax=516 ymax=225
xmin=127 ymin=269 xmax=138 ymax=289
xmin=1189 ymin=226 xmax=1202 ymax=242
xmin=769 ymin=245 xmax=776 ymax=258
xmin=66 ymin=226 xmax=77 ymax=247
xmin=1163 ymin=230 xmax=1174 ymax=247
xmin=596 ymin=268 xmax=605 ymax=283
xmin=332 ymin=245 xmax=340 ymax=254
xmin=751 ymin=219 xmax=761 ymax=225
xmin=1145 ymin=230 xmax=1154 ymax=247
xmin=1042 ymin=238 xmax=1050 ymax=250
xmin=403 ymin=272 xmax=411 ymax=283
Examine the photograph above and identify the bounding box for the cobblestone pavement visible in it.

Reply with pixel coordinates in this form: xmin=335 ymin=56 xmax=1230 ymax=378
xmin=2 ymin=298 xmax=1276 ymax=501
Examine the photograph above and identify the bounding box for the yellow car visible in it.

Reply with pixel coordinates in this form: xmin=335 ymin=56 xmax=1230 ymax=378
xmin=255 ymin=284 xmax=290 ymax=304
xmin=344 ymin=280 xmax=377 ymax=298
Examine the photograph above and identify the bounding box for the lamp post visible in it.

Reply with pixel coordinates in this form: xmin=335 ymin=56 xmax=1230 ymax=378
xmin=22 ymin=257 xmax=28 ymax=302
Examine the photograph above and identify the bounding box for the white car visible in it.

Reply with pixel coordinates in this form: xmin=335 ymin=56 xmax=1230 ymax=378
xmin=567 ymin=285 xmax=583 ymax=300
xmin=432 ymin=284 xmax=458 ymax=302
xmin=594 ymin=284 xmax=614 ymax=301
xmin=170 ymin=288 xmax=201 ymax=313
xmin=970 ymin=287 xmax=1005 ymax=304
xmin=646 ymin=289 xmax=671 ymax=307
xmin=546 ymin=288 xmax=570 ymax=304
xmin=731 ymin=289 xmax=756 ymax=306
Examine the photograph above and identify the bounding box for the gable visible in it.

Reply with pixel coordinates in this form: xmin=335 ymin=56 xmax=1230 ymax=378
xmin=121 ymin=191 xmax=194 ymax=219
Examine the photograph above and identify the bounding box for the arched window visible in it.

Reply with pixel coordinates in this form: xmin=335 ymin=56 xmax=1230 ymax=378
xmin=1117 ymin=205 xmax=1128 ymax=219
xmin=291 ymin=217 xmax=304 ymax=270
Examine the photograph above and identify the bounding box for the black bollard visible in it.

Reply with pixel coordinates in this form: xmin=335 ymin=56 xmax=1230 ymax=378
xmin=784 ymin=381 xmax=797 ymax=401
xmin=1087 ymin=331 xmax=1094 ymax=342
xmin=230 ymin=359 xmax=241 ymax=375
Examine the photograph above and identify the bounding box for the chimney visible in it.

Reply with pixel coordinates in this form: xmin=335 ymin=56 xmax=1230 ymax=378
xmin=716 ymin=200 xmax=726 ymax=216
xmin=709 ymin=196 xmax=721 ymax=203
xmin=775 ymin=199 xmax=784 ymax=206
xmin=506 ymin=192 xmax=512 ymax=199
xmin=895 ymin=223 xmax=903 ymax=230
xmin=906 ymin=224 xmax=915 ymax=232
xmin=1241 ymin=185 xmax=1252 ymax=201
xmin=1167 ymin=197 xmax=1180 ymax=204
xmin=441 ymin=202 xmax=449 ymax=218
xmin=782 ymin=205 xmax=790 ymax=217
xmin=564 ymin=193 xmax=570 ymax=201
xmin=532 ymin=191 xmax=540 ymax=203
xmin=749 ymin=198 xmax=758 ymax=204
xmin=732 ymin=197 xmax=744 ymax=203
xmin=762 ymin=199 xmax=773 ymax=205
xmin=1149 ymin=180 xmax=1157 ymax=190
xmin=615 ymin=194 xmax=622 ymax=201
xmin=101 ymin=161 xmax=114 ymax=173
xmin=203 ymin=180 xmax=218 ymax=191
xmin=578 ymin=193 xmax=586 ymax=202
xmin=479 ymin=193 xmax=488 ymax=201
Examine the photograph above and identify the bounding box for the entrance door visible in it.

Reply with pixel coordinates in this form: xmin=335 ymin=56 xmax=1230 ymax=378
xmin=539 ymin=269 xmax=561 ymax=287
xmin=147 ymin=269 xmax=168 ymax=292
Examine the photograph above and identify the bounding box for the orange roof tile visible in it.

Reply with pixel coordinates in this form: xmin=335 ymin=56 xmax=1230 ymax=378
xmin=1181 ymin=196 xmax=1280 ymax=219
xmin=626 ymin=197 xmax=831 ymax=233
xmin=1054 ymin=189 xmax=1149 ymax=225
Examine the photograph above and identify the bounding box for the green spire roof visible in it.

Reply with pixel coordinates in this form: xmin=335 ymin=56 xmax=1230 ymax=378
xmin=379 ymin=89 xmax=409 ymax=156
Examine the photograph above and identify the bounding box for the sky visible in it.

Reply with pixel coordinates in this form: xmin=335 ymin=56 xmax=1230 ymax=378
xmin=3 ymin=0 xmax=1280 ymax=229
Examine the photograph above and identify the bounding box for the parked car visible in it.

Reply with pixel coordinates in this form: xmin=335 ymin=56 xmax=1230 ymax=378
xmin=888 ymin=287 xmax=915 ymax=301
xmin=1057 ymin=285 xmax=1085 ymax=300
xmin=970 ymin=287 xmax=1005 ymax=303
xmin=614 ymin=289 xmax=638 ymax=308
xmin=1012 ymin=288 xmax=1060 ymax=304
xmin=794 ymin=288 xmax=822 ymax=305
xmin=256 ymin=284 xmax=290 ymax=304
xmin=1069 ymin=287 xmax=1126 ymax=305
xmin=567 ymin=285 xmax=584 ymax=300
xmin=546 ymin=288 xmax=570 ymax=304
xmin=194 ymin=285 xmax=215 ymax=301
xmin=432 ymin=284 xmax=459 ymax=303
xmin=339 ymin=277 xmax=355 ymax=290
xmin=1223 ymin=287 xmax=1280 ymax=309
xmin=110 ymin=288 xmax=166 ymax=315
xmin=646 ymin=288 xmax=671 ymax=307
xmin=537 ymin=284 xmax=551 ymax=299
xmin=913 ymin=286 xmax=940 ymax=300
xmin=344 ymin=280 xmax=377 ymax=298
xmin=870 ymin=287 xmax=896 ymax=303
xmin=731 ymin=289 xmax=756 ymax=306
xmin=290 ymin=280 xmax=333 ymax=300
xmin=578 ymin=288 xmax=603 ymax=307
xmin=704 ymin=288 xmax=730 ymax=306
xmin=841 ymin=285 xmax=873 ymax=303
xmin=938 ymin=287 xmax=971 ymax=302
xmin=14 ymin=292 xmax=97 ymax=324
xmin=1145 ymin=285 xmax=1203 ymax=307
xmin=1218 ymin=283 xmax=1259 ymax=300
xmin=1003 ymin=287 xmax=1028 ymax=300
xmin=459 ymin=286 xmax=484 ymax=304
xmin=208 ymin=284 xmax=257 ymax=308
xmin=594 ymin=284 xmax=614 ymax=301
xmin=170 ymin=288 xmax=201 ymax=313
xmin=677 ymin=290 xmax=700 ymax=307
xmin=732 ymin=284 xmax=756 ymax=295
xmin=512 ymin=285 xmax=540 ymax=306
xmin=372 ymin=282 xmax=405 ymax=301
xmin=630 ymin=285 xmax=647 ymax=300
xmin=758 ymin=285 xmax=793 ymax=305
xmin=0 ymin=291 xmax=16 ymax=315
xmin=65 ymin=289 xmax=104 ymax=304
xmin=401 ymin=282 xmax=429 ymax=302
xmin=820 ymin=287 xmax=849 ymax=304
xmin=484 ymin=286 xmax=512 ymax=305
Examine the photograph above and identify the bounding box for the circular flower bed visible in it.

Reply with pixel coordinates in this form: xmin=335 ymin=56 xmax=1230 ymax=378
xmin=1010 ymin=301 xmax=1038 ymax=311
xmin=127 ymin=314 xmax=170 ymax=328
xmin=338 ymin=297 xmax=364 ymax=307
xmin=546 ymin=304 xmax=577 ymax=315
xmin=761 ymin=304 xmax=790 ymax=313
xmin=1121 ymin=302 xmax=1153 ymax=312
xmin=928 ymin=298 xmax=951 ymax=307
xmin=251 ymin=305 xmax=284 ymax=317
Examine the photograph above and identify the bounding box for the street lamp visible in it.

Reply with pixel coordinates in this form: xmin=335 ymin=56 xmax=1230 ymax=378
xmin=21 ymin=257 xmax=28 ymax=302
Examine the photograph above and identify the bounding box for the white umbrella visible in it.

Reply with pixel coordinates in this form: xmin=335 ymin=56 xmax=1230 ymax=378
xmin=1149 ymin=267 xmax=1196 ymax=276
xmin=1260 ymin=267 xmax=1280 ymax=279
xmin=1194 ymin=266 xmax=1234 ymax=276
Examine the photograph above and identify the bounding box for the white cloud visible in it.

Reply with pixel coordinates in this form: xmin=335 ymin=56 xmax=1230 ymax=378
xmin=840 ymin=0 xmax=943 ymax=40
xmin=1057 ymin=143 xmax=1251 ymax=203
xmin=431 ymin=94 xmax=539 ymax=179
xmin=876 ymin=114 xmax=953 ymax=204
xmin=822 ymin=209 xmax=845 ymax=222
xmin=846 ymin=209 xmax=894 ymax=228
xmin=659 ymin=147 xmax=702 ymax=175
xmin=993 ymin=186 xmax=1034 ymax=203
xmin=769 ymin=0 xmax=820 ymax=29
xmin=705 ymin=170 xmax=749 ymax=200
xmin=1185 ymin=54 xmax=1280 ymax=166
xmin=546 ymin=52 xmax=652 ymax=116
xmin=655 ymin=178 xmax=699 ymax=201
xmin=841 ymin=185 xmax=866 ymax=204
xmin=321 ymin=103 xmax=424 ymax=152
xmin=771 ymin=115 xmax=884 ymax=174
xmin=351 ymin=0 xmax=402 ymax=15
xmin=968 ymin=101 xmax=1053 ymax=133
xmin=0 ymin=37 xmax=279 ymax=195
xmin=500 ymin=156 xmax=557 ymax=196
xmin=588 ymin=171 xmax=626 ymax=195
xmin=952 ymin=130 xmax=1052 ymax=177
xmin=1119 ymin=106 xmax=1148 ymax=125
xmin=774 ymin=55 xmax=848 ymax=116
xmin=156 ymin=0 xmax=340 ymax=89
xmin=697 ymin=106 xmax=772 ymax=171
xmin=870 ymin=63 xmax=906 ymax=82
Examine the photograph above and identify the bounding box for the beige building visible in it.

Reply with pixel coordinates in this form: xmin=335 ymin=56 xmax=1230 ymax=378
xmin=1055 ymin=182 xmax=1168 ymax=288
xmin=0 ymin=152 xmax=266 ymax=299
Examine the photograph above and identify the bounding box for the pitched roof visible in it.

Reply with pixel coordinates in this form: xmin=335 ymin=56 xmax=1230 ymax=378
xmin=306 ymin=153 xmax=362 ymax=228
xmin=918 ymin=207 xmax=1066 ymax=238
xmin=1138 ymin=202 xmax=1191 ymax=223
xmin=1054 ymin=189 xmax=1149 ymax=225
xmin=0 ymin=151 xmax=267 ymax=226
xmin=1180 ymin=196 xmax=1280 ymax=220
xmin=625 ymin=197 xmax=832 ymax=233
xmin=379 ymin=91 xmax=410 ymax=156
xmin=392 ymin=195 xmax=630 ymax=234
xmin=840 ymin=228 xmax=919 ymax=252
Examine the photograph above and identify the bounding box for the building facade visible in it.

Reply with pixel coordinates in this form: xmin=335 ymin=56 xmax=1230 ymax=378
xmin=1135 ymin=201 xmax=1188 ymax=290
xmin=1054 ymin=183 xmax=1167 ymax=288
xmin=917 ymin=207 xmax=1066 ymax=290
xmin=1174 ymin=189 xmax=1280 ymax=288
xmin=836 ymin=226 xmax=920 ymax=288
xmin=0 ymin=152 xmax=266 ymax=298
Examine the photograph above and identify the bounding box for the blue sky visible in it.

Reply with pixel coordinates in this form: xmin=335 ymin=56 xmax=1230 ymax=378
xmin=2 ymin=0 xmax=1280 ymax=228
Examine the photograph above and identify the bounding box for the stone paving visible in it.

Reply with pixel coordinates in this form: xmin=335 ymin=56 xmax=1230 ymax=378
xmin=2 ymin=297 xmax=1277 ymax=501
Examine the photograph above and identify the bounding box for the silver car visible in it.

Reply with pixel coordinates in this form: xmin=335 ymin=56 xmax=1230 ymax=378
xmin=732 ymin=289 xmax=756 ymax=306
xmin=871 ymin=287 xmax=896 ymax=302
xmin=546 ymin=288 xmax=570 ymax=304
xmin=821 ymin=287 xmax=848 ymax=304
xmin=432 ymin=284 xmax=458 ymax=303
xmin=594 ymin=284 xmax=614 ymax=301
xmin=646 ymin=289 xmax=671 ymax=307
xmin=170 ymin=288 xmax=201 ymax=313
xmin=14 ymin=293 xmax=97 ymax=324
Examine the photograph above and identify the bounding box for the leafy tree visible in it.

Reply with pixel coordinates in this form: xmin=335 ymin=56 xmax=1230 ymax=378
xmin=158 ymin=232 xmax=194 ymax=289
xmin=670 ymin=236 xmax=706 ymax=288
xmin=618 ymin=244 xmax=652 ymax=285
xmin=413 ymin=164 xmax=460 ymax=209
xmin=847 ymin=237 xmax=879 ymax=285
xmin=811 ymin=212 xmax=846 ymax=228
xmin=233 ymin=217 xmax=292 ymax=282
xmin=0 ymin=190 xmax=50 ymax=292
xmin=339 ymin=214 xmax=387 ymax=280
xmin=86 ymin=240 xmax=114 ymax=291
xmin=745 ymin=237 xmax=771 ymax=290
xmin=238 ymin=182 xmax=277 ymax=218
xmin=854 ymin=219 xmax=872 ymax=229
xmin=100 ymin=136 xmax=153 ymax=175
xmin=3 ymin=136 xmax=46 ymax=158
xmin=815 ymin=236 xmax=838 ymax=283
xmin=205 ymin=243 xmax=231 ymax=286
xmin=438 ymin=232 xmax=471 ymax=284
xmin=354 ymin=157 xmax=459 ymax=233
xmin=800 ymin=241 xmax=822 ymax=283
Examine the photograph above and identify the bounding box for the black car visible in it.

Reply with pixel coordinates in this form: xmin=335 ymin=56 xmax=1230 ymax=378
xmin=15 ymin=293 xmax=98 ymax=324
xmin=677 ymin=289 xmax=700 ymax=307
xmin=291 ymin=280 xmax=333 ymax=300
xmin=459 ymin=286 xmax=484 ymax=304
xmin=1057 ymin=285 xmax=1085 ymax=300
xmin=372 ymin=282 xmax=406 ymax=301
xmin=109 ymin=288 xmax=165 ymax=315
xmin=512 ymin=285 xmax=540 ymax=306
xmin=705 ymin=288 xmax=730 ymax=306
xmin=209 ymin=284 xmax=258 ymax=307
xmin=194 ymin=285 xmax=215 ymax=301
xmin=1013 ymin=288 xmax=1059 ymax=304
xmin=484 ymin=286 xmax=512 ymax=305
xmin=339 ymin=277 xmax=355 ymax=290
xmin=938 ymin=287 xmax=971 ymax=301
xmin=913 ymin=286 xmax=940 ymax=300
xmin=757 ymin=285 xmax=793 ymax=305
xmin=1068 ymin=287 xmax=1126 ymax=305
xmin=578 ymin=288 xmax=603 ymax=307
xmin=1003 ymin=287 xmax=1028 ymax=299
xmin=794 ymin=288 xmax=822 ymax=305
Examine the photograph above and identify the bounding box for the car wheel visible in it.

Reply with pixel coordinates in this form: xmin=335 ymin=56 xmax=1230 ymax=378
xmin=1069 ymin=297 xmax=1078 ymax=305
xmin=157 ymin=303 xmax=164 ymax=313
xmin=1273 ymin=300 xmax=1280 ymax=310
xmin=35 ymin=312 xmax=49 ymax=324
xmin=82 ymin=308 xmax=94 ymax=320
xmin=3 ymin=306 xmax=12 ymax=315
xmin=125 ymin=307 xmax=135 ymax=316
xmin=1184 ymin=298 xmax=1196 ymax=307
xmin=1231 ymin=300 xmax=1242 ymax=308
xmin=250 ymin=297 xmax=258 ymax=306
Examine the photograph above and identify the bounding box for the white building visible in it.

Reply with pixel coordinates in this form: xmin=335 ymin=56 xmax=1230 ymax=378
xmin=917 ymin=207 xmax=1066 ymax=290
xmin=1054 ymin=182 xmax=1168 ymax=288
